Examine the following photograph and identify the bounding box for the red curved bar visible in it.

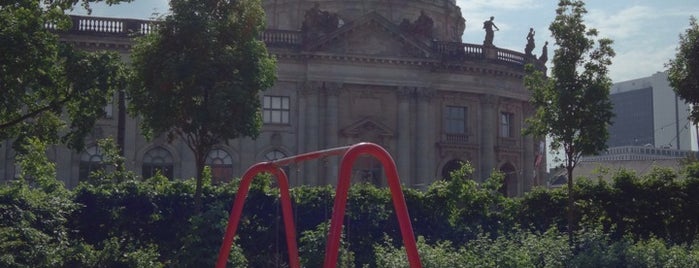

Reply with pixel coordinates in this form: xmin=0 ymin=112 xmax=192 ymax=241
xmin=323 ymin=142 xmax=422 ymax=268
xmin=215 ymin=163 xmax=300 ymax=268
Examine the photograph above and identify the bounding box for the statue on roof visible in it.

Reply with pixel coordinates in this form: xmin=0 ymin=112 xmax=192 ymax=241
xmin=539 ymin=41 xmax=549 ymax=64
xmin=400 ymin=10 xmax=434 ymax=41
xmin=525 ymin=28 xmax=535 ymax=56
xmin=483 ymin=16 xmax=499 ymax=46
xmin=301 ymin=3 xmax=339 ymax=40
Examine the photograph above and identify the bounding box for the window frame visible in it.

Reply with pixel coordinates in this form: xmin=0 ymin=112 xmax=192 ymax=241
xmin=262 ymin=95 xmax=291 ymax=125
xmin=444 ymin=106 xmax=468 ymax=134
xmin=499 ymin=112 xmax=515 ymax=138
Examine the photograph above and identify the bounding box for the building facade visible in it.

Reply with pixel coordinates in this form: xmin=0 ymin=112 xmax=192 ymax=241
xmin=608 ymin=71 xmax=695 ymax=150
xmin=1 ymin=0 xmax=546 ymax=196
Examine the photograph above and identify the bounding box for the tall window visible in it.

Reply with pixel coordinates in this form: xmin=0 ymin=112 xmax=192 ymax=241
xmin=142 ymin=147 xmax=174 ymax=179
xmin=79 ymin=145 xmax=103 ymax=181
xmin=206 ymin=149 xmax=233 ymax=184
xmin=263 ymin=95 xmax=290 ymax=124
xmin=445 ymin=106 xmax=467 ymax=134
xmin=500 ymin=112 xmax=514 ymax=138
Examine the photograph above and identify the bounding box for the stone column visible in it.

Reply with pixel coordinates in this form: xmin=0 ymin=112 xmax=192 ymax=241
xmin=523 ymin=134 xmax=535 ymax=193
xmin=296 ymin=84 xmax=307 ymax=186
xmin=303 ymin=82 xmax=320 ymax=184
xmin=415 ymin=87 xmax=434 ymax=188
xmin=480 ymin=94 xmax=498 ymax=181
xmin=396 ymin=87 xmax=413 ymax=185
xmin=325 ymin=82 xmax=341 ymax=184
xmin=522 ymin=104 xmax=535 ymax=192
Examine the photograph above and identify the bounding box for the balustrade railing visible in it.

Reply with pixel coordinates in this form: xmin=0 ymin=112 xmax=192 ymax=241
xmin=445 ymin=133 xmax=469 ymax=144
xmin=57 ymin=15 xmax=533 ymax=69
xmin=496 ymin=48 xmax=526 ymax=65
xmin=432 ymin=41 xmax=485 ymax=60
xmin=261 ymin=29 xmax=302 ymax=48
xmin=50 ymin=15 xmax=155 ymax=36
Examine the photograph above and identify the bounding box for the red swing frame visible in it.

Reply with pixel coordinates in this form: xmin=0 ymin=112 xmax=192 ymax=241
xmin=215 ymin=142 xmax=421 ymax=268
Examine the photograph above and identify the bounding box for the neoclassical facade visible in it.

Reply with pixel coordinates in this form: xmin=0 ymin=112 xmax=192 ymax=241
xmin=0 ymin=0 xmax=546 ymax=196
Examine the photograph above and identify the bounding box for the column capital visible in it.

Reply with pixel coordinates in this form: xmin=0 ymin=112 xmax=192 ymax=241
xmin=415 ymin=87 xmax=435 ymax=101
xmin=299 ymin=80 xmax=320 ymax=96
xmin=481 ymin=94 xmax=499 ymax=105
xmin=324 ymin=82 xmax=343 ymax=96
xmin=397 ymin=86 xmax=415 ymax=100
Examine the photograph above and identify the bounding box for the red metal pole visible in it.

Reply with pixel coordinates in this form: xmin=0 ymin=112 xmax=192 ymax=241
xmin=215 ymin=163 xmax=300 ymax=268
xmin=323 ymin=142 xmax=422 ymax=268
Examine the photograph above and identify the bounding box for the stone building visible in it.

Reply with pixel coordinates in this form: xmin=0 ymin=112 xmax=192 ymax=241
xmin=1 ymin=0 xmax=546 ymax=196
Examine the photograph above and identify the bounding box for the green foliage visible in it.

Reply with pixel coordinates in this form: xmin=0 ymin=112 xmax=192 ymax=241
xmin=524 ymin=0 xmax=615 ymax=164
xmin=128 ymin=0 xmax=277 ymax=209
xmin=7 ymin=154 xmax=699 ymax=267
xmin=375 ymin=229 xmax=571 ymax=268
xmin=84 ymin=138 xmax=139 ymax=185
xmin=299 ymin=221 xmax=355 ymax=267
xmin=524 ymin=0 xmax=615 ymax=246
xmin=668 ymin=16 xmax=699 ymax=123
xmin=0 ymin=0 xmax=128 ymax=151
xmin=0 ymin=140 xmax=75 ymax=267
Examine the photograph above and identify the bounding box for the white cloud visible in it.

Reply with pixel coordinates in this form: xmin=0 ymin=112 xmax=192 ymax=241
xmin=457 ymin=0 xmax=541 ymax=12
xmin=609 ymin=43 xmax=676 ymax=82
xmin=586 ymin=5 xmax=654 ymax=40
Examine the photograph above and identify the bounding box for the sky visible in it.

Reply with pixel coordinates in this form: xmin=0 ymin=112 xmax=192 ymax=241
xmin=71 ymin=0 xmax=698 ymax=170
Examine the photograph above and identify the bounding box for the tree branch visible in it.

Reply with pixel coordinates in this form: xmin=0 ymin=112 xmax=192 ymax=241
xmin=0 ymin=98 xmax=69 ymax=130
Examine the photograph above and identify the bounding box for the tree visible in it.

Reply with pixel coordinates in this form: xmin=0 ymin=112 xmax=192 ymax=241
xmin=128 ymin=0 xmax=276 ymax=209
xmin=523 ymin=0 xmax=615 ymax=247
xmin=0 ymin=0 xmax=129 ymax=151
xmin=668 ymin=16 xmax=699 ymax=123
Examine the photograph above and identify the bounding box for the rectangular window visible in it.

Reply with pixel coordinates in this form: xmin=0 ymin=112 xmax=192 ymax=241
xmin=263 ymin=95 xmax=290 ymax=124
xmin=445 ymin=106 xmax=467 ymax=134
xmin=500 ymin=112 xmax=514 ymax=137
xmin=104 ymin=103 xmax=113 ymax=118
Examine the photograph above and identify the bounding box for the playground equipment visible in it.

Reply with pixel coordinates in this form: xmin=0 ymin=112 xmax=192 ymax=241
xmin=215 ymin=142 xmax=421 ymax=268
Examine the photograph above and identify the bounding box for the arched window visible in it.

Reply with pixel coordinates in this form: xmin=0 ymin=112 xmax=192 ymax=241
xmin=142 ymin=147 xmax=174 ymax=179
xmin=79 ymin=145 xmax=103 ymax=181
xmin=499 ymin=163 xmax=517 ymax=197
xmin=441 ymin=159 xmax=464 ymax=180
xmin=265 ymin=150 xmax=290 ymax=176
xmin=206 ymin=149 xmax=233 ymax=184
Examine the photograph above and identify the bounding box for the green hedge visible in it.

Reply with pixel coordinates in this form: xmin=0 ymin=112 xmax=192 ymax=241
xmin=4 ymin=158 xmax=699 ymax=267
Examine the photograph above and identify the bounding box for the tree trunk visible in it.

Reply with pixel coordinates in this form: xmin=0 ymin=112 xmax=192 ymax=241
xmin=117 ymin=89 xmax=126 ymax=158
xmin=194 ymin=150 xmax=205 ymax=214
xmin=566 ymin=161 xmax=575 ymax=250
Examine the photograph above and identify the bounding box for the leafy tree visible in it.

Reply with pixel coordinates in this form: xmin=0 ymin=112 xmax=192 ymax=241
xmin=128 ymin=0 xmax=276 ymax=209
xmin=0 ymin=0 xmax=129 ymax=151
xmin=523 ymin=0 xmax=615 ymax=247
xmin=668 ymin=16 xmax=699 ymax=123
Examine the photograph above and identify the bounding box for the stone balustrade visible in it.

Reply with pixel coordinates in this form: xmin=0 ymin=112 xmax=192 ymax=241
xmin=56 ymin=15 xmax=538 ymax=69
xmin=49 ymin=15 xmax=154 ymax=36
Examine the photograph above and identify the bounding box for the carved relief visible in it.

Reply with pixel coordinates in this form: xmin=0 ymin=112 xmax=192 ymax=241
xmin=341 ymin=118 xmax=394 ymax=148
xmin=400 ymin=10 xmax=434 ymax=41
xmin=301 ymin=3 xmax=340 ymax=41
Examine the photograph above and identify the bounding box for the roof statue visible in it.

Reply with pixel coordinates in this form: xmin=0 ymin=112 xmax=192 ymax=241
xmin=525 ymin=28 xmax=535 ymax=57
xmin=483 ymin=16 xmax=499 ymax=46
xmin=301 ymin=3 xmax=340 ymax=40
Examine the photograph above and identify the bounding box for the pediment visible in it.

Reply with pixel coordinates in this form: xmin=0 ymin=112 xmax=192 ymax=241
xmin=341 ymin=118 xmax=394 ymax=138
xmin=305 ymin=12 xmax=433 ymax=59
